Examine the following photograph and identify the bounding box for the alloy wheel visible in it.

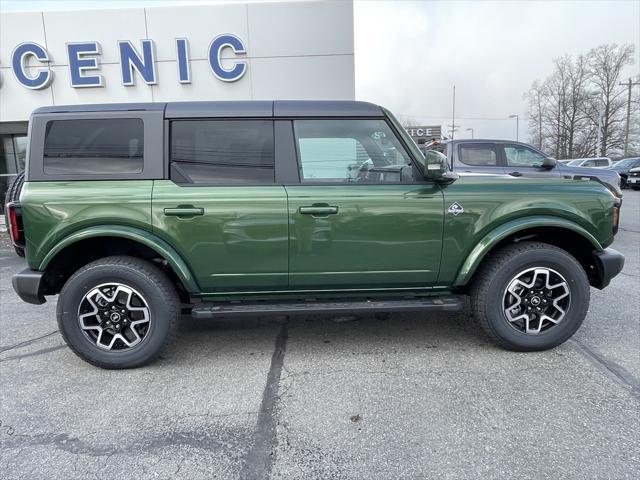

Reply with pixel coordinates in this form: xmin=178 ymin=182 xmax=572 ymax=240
xmin=77 ymin=283 xmax=151 ymax=350
xmin=502 ymin=267 xmax=571 ymax=335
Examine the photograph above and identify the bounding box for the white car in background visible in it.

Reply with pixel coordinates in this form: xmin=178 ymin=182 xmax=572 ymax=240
xmin=566 ymin=157 xmax=613 ymax=168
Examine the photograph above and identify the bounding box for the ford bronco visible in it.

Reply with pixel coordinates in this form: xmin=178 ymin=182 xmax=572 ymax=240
xmin=8 ymin=101 xmax=624 ymax=368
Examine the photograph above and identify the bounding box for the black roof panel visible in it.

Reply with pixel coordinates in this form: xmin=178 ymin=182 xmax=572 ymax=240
xmin=165 ymin=101 xmax=273 ymax=118
xmin=33 ymin=103 xmax=166 ymax=114
xmin=33 ymin=101 xmax=384 ymax=118
xmin=273 ymin=100 xmax=383 ymax=117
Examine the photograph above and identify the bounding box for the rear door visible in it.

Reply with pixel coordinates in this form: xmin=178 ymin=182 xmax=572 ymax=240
xmin=284 ymin=117 xmax=444 ymax=290
xmin=152 ymin=119 xmax=288 ymax=292
xmin=454 ymin=142 xmax=506 ymax=175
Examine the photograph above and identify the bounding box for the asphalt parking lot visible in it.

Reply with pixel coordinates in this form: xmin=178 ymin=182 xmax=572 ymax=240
xmin=1 ymin=191 xmax=638 ymax=480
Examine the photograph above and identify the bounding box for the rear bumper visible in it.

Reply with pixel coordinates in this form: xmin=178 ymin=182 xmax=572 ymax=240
xmin=12 ymin=268 xmax=46 ymax=305
xmin=592 ymin=248 xmax=625 ymax=289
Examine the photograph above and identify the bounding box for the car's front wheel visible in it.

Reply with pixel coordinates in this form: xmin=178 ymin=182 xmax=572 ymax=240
xmin=57 ymin=256 xmax=179 ymax=369
xmin=471 ymin=242 xmax=590 ymax=351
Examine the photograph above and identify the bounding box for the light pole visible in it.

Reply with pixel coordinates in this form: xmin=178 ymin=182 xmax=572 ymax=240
xmin=509 ymin=114 xmax=519 ymax=141
xmin=466 ymin=127 xmax=474 ymax=139
xmin=591 ymin=92 xmax=603 ymax=156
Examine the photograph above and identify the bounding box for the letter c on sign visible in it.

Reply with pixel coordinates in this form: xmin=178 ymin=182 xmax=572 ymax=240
xmin=11 ymin=42 xmax=53 ymax=89
xmin=208 ymin=34 xmax=247 ymax=82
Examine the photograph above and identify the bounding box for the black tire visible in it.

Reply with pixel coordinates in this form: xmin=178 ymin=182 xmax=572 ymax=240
xmin=57 ymin=256 xmax=179 ymax=369
xmin=470 ymin=241 xmax=590 ymax=351
xmin=4 ymin=170 xmax=26 ymax=257
xmin=620 ymin=175 xmax=628 ymax=189
xmin=631 ymin=185 xmax=640 ymax=191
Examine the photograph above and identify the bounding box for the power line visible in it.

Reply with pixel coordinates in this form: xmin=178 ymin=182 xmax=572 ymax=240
xmin=398 ymin=113 xmax=532 ymax=121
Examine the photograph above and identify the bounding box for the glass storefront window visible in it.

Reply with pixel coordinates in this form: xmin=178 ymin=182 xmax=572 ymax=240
xmin=1 ymin=134 xmax=27 ymax=213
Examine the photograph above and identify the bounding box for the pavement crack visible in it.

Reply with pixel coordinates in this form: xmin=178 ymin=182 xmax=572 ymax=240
xmin=239 ymin=322 xmax=289 ymax=480
xmin=0 ymin=330 xmax=59 ymax=353
xmin=569 ymin=338 xmax=640 ymax=400
xmin=0 ymin=344 xmax=66 ymax=363
xmin=619 ymin=271 xmax=640 ymax=278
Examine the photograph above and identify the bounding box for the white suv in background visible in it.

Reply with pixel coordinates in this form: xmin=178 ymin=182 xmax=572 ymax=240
xmin=566 ymin=157 xmax=613 ymax=168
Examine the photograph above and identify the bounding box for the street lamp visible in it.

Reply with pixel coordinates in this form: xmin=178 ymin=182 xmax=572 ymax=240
xmin=591 ymin=91 xmax=603 ymax=156
xmin=466 ymin=128 xmax=474 ymax=139
xmin=509 ymin=114 xmax=519 ymax=141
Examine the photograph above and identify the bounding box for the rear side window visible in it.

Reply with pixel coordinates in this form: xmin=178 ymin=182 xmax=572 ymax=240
xmin=170 ymin=120 xmax=274 ymax=184
xmin=43 ymin=119 xmax=143 ymax=174
xmin=458 ymin=144 xmax=498 ymax=166
xmin=595 ymin=159 xmax=609 ymax=167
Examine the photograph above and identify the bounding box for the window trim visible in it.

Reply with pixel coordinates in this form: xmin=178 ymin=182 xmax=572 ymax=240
xmin=167 ymin=118 xmax=277 ymax=186
xmin=290 ymin=117 xmax=429 ymax=185
xmin=28 ymin=110 xmax=163 ymax=182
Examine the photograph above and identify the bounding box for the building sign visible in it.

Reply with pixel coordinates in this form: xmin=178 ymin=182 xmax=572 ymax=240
xmin=405 ymin=125 xmax=442 ymax=144
xmin=5 ymin=35 xmax=247 ymax=90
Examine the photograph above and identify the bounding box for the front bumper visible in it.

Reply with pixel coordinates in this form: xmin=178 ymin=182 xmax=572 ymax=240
xmin=592 ymin=248 xmax=625 ymax=289
xmin=12 ymin=268 xmax=46 ymax=305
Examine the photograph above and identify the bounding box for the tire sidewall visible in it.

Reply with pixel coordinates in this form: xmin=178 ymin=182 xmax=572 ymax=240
xmin=483 ymin=248 xmax=589 ymax=350
xmin=58 ymin=264 xmax=173 ymax=368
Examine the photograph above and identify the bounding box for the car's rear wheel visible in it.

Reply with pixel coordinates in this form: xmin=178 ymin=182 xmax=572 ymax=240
xmin=57 ymin=256 xmax=179 ymax=368
xmin=471 ymin=241 xmax=589 ymax=351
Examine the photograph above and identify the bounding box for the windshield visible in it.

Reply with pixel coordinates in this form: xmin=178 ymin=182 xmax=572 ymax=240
xmin=613 ymin=159 xmax=637 ymax=168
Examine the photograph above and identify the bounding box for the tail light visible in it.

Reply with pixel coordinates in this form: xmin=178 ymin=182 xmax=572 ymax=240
xmin=6 ymin=202 xmax=24 ymax=247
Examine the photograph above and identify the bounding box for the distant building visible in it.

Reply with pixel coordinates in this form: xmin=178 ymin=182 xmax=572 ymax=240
xmin=405 ymin=125 xmax=442 ymax=145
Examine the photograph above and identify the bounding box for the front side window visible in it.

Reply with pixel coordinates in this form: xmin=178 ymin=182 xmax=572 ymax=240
xmin=43 ymin=119 xmax=143 ymax=174
xmin=504 ymin=144 xmax=547 ymax=167
xmin=170 ymin=120 xmax=274 ymax=184
xmin=582 ymin=160 xmax=596 ymax=167
xmin=458 ymin=144 xmax=498 ymax=166
xmin=293 ymin=119 xmax=417 ymax=183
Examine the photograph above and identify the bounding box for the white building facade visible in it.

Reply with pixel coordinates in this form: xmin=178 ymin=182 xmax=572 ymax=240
xmin=0 ymin=0 xmax=355 ymax=205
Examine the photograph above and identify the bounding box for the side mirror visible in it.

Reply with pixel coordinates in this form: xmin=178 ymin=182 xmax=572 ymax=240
xmin=540 ymin=157 xmax=556 ymax=169
xmin=418 ymin=150 xmax=448 ymax=180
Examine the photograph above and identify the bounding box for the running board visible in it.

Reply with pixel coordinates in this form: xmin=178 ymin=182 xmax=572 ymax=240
xmin=191 ymin=296 xmax=463 ymax=319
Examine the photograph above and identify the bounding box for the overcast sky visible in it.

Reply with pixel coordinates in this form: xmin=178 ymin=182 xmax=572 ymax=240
xmin=1 ymin=0 xmax=639 ymax=141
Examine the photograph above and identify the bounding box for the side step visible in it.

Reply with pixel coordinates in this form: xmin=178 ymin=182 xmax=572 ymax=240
xmin=191 ymin=296 xmax=463 ymax=319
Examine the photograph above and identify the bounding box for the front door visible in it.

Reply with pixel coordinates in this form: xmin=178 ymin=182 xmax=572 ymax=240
xmin=285 ymin=118 xmax=444 ymax=290
xmin=501 ymin=143 xmax=562 ymax=179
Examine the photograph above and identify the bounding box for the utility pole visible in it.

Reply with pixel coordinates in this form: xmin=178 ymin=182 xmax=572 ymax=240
xmin=451 ymin=85 xmax=456 ymax=139
xmin=509 ymin=114 xmax=519 ymax=141
xmin=591 ymin=91 xmax=603 ymax=156
xmin=619 ymin=78 xmax=640 ymax=156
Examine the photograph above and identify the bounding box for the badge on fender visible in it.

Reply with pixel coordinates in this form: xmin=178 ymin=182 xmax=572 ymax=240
xmin=448 ymin=202 xmax=464 ymax=216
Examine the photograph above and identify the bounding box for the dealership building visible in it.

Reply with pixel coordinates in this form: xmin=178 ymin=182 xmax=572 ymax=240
xmin=0 ymin=0 xmax=355 ymax=209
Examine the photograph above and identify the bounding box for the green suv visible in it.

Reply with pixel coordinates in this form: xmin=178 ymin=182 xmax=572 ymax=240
xmin=8 ymin=101 xmax=624 ymax=369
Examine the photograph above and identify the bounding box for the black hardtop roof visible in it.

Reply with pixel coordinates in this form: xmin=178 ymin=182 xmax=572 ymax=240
xmin=33 ymin=101 xmax=384 ymax=118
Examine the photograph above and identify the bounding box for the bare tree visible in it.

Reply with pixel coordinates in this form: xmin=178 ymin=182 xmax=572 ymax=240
xmin=524 ymin=80 xmax=544 ymax=150
xmin=588 ymin=44 xmax=635 ymax=156
xmin=525 ymin=43 xmax=636 ymax=159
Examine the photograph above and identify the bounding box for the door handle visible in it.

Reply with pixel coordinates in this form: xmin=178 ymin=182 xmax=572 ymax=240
xmin=509 ymin=171 xmax=523 ymax=177
xmin=163 ymin=206 xmax=204 ymax=217
xmin=299 ymin=206 xmax=339 ymax=216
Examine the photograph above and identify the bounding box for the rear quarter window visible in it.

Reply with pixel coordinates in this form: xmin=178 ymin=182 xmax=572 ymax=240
xmin=43 ymin=118 xmax=144 ymax=174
